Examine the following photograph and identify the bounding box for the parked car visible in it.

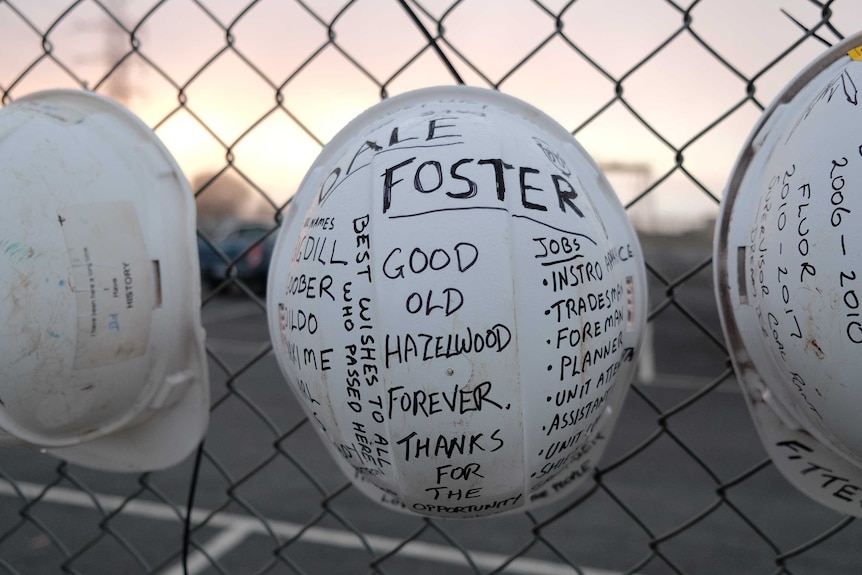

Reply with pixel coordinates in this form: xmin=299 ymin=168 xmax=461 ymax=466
xmin=199 ymin=223 xmax=276 ymax=294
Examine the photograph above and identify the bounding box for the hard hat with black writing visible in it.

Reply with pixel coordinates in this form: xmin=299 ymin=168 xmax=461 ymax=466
xmin=0 ymin=90 xmax=208 ymax=472
xmin=716 ymin=33 xmax=862 ymax=515
xmin=267 ymin=85 xmax=648 ymax=518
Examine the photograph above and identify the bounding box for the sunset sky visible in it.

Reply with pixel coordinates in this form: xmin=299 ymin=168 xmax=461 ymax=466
xmin=1 ymin=0 xmax=861 ymax=231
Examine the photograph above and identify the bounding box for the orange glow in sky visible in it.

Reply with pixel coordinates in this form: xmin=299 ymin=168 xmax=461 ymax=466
xmin=2 ymin=0 xmax=862 ymax=232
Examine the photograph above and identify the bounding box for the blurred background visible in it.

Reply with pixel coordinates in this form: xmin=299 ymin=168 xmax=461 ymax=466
xmin=1 ymin=1 xmax=862 ymax=574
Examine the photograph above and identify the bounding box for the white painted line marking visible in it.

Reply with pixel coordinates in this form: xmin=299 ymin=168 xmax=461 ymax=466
xmin=0 ymin=480 xmax=628 ymax=575
xmin=174 ymin=520 xmax=259 ymax=575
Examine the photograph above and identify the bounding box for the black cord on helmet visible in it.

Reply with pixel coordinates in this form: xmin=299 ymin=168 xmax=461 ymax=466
xmin=182 ymin=440 xmax=206 ymax=575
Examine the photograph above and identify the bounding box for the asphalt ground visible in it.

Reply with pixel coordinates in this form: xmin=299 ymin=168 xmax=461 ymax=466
xmin=0 ymin=237 xmax=860 ymax=574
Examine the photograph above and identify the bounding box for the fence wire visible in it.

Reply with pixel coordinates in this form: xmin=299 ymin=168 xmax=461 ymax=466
xmin=0 ymin=0 xmax=860 ymax=574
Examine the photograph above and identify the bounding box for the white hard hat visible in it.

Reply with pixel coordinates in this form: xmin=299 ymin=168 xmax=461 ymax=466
xmin=267 ymin=86 xmax=647 ymax=517
xmin=0 ymin=90 xmax=209 ymax=472
xmin=716 ymin=34 xmax=862 ymax=515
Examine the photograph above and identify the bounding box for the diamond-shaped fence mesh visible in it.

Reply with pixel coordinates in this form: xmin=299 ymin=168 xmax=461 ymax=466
xmin=0 ymin=0 xmax=861 ymax=574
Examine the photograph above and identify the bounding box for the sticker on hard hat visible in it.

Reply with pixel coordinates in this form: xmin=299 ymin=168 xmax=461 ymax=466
xmin=268 ymin=88 xmax=646 ymax=518
xmin=848 ymin=46 xmax=862 ymax=62
xmin=60 ymin=201 xmax=155 ymax=369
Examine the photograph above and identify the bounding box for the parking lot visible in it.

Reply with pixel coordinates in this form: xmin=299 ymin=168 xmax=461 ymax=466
xmin=1 ymin=231 xmax=860 ymax=574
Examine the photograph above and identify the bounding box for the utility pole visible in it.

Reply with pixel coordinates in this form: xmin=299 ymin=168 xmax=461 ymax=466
xmin=78 ymin=0 xmax=137 ymax=105
xmin=103 ymin=0 xmax=132 ymax=104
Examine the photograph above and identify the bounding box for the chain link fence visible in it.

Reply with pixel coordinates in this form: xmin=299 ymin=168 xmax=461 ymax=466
xmin=1 ymin=0 xmax=861 ymax=573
